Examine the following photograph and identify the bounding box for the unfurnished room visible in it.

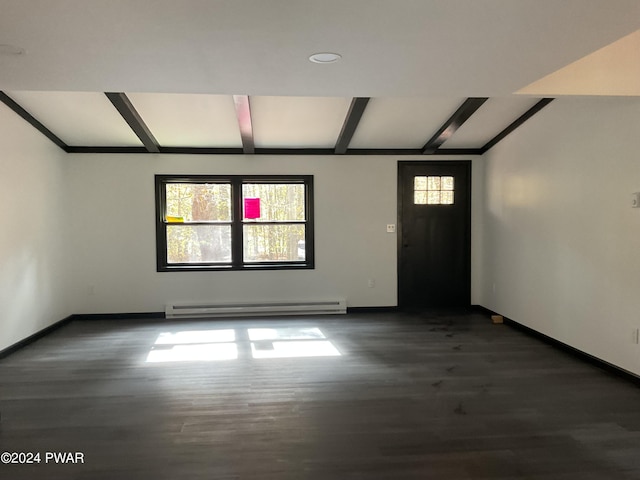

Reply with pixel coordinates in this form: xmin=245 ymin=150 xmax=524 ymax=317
xmin=1 ymin=1 xmax=640 ymax=478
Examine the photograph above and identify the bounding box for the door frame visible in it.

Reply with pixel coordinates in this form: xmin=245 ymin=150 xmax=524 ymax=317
xmin=397 ymin=160 xmax=472 ymax=308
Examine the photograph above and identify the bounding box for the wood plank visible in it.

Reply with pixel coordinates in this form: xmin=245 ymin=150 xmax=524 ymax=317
xmin=1 ymin=310 xmax=639 ymax=478
xmin=0 ymin=91 xmax=68 ymax=151
xmin=481 ymin=98 xmax=554 ymax=153
xmin=105 ymin=92 xmax=160 ymax=153
xmin=334 ymin=97 xmax=370 ymax=154
xmin=422 ymin=98 xmax=488 ymax=154
xmin=232 ymin=95 xmax=255 ymax=154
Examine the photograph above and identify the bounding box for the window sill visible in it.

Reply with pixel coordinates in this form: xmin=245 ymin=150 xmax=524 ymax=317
xmin=157 ymin=262 xmax=314 ymax=272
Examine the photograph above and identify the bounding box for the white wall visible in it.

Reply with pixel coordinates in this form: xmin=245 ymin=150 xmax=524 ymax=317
xmin=0 ymin=103 xmax=71 ymax=351
xmin=65 ymin=154 xmax=483 ymax=313
xmin=481 ymin=97 xmax=640 ymax=375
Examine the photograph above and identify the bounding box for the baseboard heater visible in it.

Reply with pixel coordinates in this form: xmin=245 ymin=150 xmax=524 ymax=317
xmin=165 ymin=299 xmax=347 ymax=319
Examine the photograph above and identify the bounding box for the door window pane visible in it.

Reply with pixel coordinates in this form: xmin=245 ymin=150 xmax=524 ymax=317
xmin=441 ymin=191 xmax=454 ymax=204
xmin=414 ymin=191 xmax=427 ymax=204
xmin=414 ymin=175 xmax=455 ymax=205
xmin=428 ymin=191 xmax=441 ymax=204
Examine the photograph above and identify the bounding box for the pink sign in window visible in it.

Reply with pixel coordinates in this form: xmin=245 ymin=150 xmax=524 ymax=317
xmin=244 ymin=198 xmax=261 ymax=219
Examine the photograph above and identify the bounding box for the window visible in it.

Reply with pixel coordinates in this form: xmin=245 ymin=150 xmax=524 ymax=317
xmin=155 ymin=175 xmax=314 ymax=271
xmin=414 ymin=175 xmax=454 ymax=205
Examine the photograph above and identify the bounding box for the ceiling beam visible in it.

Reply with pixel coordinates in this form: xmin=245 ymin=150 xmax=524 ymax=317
xmin=422 ymin=97 xmax=488 ymax=154
xmin=63 ymin=146 xmax=483 ymax=156
xmin=105 ymin=92 xmax=160 ymax=153
xmin=66 ymin=146 xmax=150 ymax=154
xmin=0 ymin=91 xmax=68 ymax=151
xmin=233 ymin=95 xmax=255 ymax=154
xmin=481 ymin=98 xmax=554 ymax=153
xmin=335 ymin=97 xmax=370 ymax=154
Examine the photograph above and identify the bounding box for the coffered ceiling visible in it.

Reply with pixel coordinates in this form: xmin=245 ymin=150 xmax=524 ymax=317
xmin=0 ymin=0 xmax=638 ymax=155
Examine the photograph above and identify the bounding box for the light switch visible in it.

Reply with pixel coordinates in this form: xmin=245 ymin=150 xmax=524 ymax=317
xmin=386 ymin=224 xmax=396 ymax=233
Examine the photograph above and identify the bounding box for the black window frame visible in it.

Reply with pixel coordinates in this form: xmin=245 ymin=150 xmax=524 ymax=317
xmin=155 ymin=174 xmax=314 ymax=272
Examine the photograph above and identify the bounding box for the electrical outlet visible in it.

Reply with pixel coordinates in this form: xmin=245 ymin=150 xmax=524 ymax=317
xmin=386 ymin=224 xmax=396 ymax=233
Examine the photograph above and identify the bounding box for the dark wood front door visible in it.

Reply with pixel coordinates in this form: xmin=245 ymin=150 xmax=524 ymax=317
xmin=398 ymin=161 xmax=471 ymax=308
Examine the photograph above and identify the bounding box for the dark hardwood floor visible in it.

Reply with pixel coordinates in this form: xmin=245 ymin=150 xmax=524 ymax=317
xmin=1 ymin=310 xmax=640 ymax=479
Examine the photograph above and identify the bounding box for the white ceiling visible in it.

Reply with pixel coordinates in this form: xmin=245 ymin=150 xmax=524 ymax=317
xmin=443 ymin=97 xmax=540 ymax=149
xmin=251 ymin=96 xmax=351 ymax=148
xmin=1 ymin=0 xmax=639 ymax=97
xmin=127 ymin=93 xmax=241 ymax=147
xmin=350 ymin=98 xmax=465 ymax=149
xmin=1 ymin=91 xmax=550 ymax=151
xmin=0 ymin=1 xmax=638 ymax=152
xmin=6 ymin=91 xmax=143 ymax=146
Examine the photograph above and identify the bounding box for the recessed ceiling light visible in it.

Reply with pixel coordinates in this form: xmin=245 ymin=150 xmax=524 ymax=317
xmin=309 ymin=52 xmax=341 ymax=64
xmin=0 ymin=44 xmax=26 ymax=56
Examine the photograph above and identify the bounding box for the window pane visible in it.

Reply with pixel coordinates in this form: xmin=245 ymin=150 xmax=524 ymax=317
xmin=242 ymin=184 xmax=305 ymax=221
xmin=243 ymin=224 xmax=305 ymax=262
xmin=166 ymin=183 xmax=231 ymax=222
xmin=414 ymin=176 xmax=427 ymax=190
xmin=441 ymin=191 xmax=454 ymax=204
xmin=167 ymin=225 xmax=231 ymax=263
xmin=427 ymin=190 xmax=441 ymax=204
xmin=414 ymin=191 xmax=427 ymax=204
xmin=441 ymin=176 xmax=454 ymax=191
xmin=428 ymin=176 xmax=441 ymax=190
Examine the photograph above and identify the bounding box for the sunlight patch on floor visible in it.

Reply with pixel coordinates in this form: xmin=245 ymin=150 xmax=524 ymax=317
xmin=251 ymin=340 xmax=341 ymax=359
xmin=146 ymin=343 xmax=238 ymax=362
xmin=146 ymin=326 xmax=341 ymax=363
xmin=154 ymin=329 xmax=236 ymax=345
xmin=248 ymin=327 xmax=325 ymax=341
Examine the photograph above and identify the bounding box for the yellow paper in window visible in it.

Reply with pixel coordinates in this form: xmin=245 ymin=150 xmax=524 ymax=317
xmin=166 ymin=216 xmax=184 ymax=223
